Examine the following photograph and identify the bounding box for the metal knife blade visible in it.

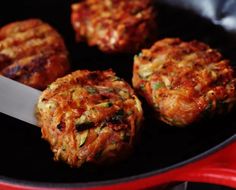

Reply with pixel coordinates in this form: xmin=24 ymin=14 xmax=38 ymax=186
xmin=0 ymin=76 xmax=41 ymax=126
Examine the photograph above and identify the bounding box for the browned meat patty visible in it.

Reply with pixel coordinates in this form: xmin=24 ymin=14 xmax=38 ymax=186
xmin=133 ymin=38 xmax=236 ymax=127
xmin=71 ymin=0 xmax=157 ymax=53
xmin=36 ymin=69 xmax=143 ymax=167
xmin=0 ymin=19 xmax=70 ymax=90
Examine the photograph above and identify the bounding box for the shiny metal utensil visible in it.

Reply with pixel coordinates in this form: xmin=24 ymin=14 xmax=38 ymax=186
xmin=0 ymin=76 xmax=41 ymax=126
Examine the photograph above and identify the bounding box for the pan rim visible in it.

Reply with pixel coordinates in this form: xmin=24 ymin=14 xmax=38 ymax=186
xmin=1 ymin=134 xmax=235 ymax=189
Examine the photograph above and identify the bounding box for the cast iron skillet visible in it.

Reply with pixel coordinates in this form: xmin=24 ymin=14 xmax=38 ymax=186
xmin=0 ymin=0 xmax=236 ymax=189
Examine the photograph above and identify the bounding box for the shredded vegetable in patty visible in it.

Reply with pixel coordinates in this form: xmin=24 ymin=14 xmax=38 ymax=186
xmin=133 ymin=38 xmax=236 ymax=127
xmin=0 ymin=19 xmax=69 ymax=89
xmin=36 ymin=69 xmax=143 ymax=167
xmin=71 ymin=0 xmax=157 ymax=53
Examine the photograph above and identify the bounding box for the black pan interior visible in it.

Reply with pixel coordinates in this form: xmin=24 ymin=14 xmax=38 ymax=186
xmin=0 ymin=0 xmax=236 ymax=184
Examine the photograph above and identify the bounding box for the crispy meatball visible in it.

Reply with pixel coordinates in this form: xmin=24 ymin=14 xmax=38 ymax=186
xmin=0 ymin=19 xmax=70 ymax=90
xmin=133 ymin=38 xmax=236 ymax=127
xmin=71 ymin=0 xmax=157 ymax=53
xmin=36 ymin=70 xmax=143 ymax=167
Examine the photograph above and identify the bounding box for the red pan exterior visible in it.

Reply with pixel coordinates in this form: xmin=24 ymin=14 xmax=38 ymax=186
xmin=1 ymin=136 xmax=236 ymax=190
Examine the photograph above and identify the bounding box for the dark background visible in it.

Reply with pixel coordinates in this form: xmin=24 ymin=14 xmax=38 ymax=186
xmin=188 ymin=183 xmax=234 ymax=190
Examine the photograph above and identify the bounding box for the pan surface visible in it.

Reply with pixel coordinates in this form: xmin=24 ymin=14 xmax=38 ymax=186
xmin=0 ymin=0 xmax=236 ymax=187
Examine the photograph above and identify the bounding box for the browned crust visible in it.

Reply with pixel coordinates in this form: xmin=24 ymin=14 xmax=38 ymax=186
xmin=133 ymin=38 xmax=236 ymax=126
xmin=71 ymin=0 xmax=157 ymax=53
xmin=0 ymin=19 xmax=70 ymax=89
xmin=36 ymin=70 xmax=143 ymax=167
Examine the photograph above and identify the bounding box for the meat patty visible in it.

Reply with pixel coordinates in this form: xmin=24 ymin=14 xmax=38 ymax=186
xmin=0 ymin=19 xmax=70 ymax=90
xmin=133 ymin=38 xmax=236 ymax=127
xmin=36 ymin=69 xmax=143 ymax=167
xmin=71 ymin=0 xmax=157 ymax=53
